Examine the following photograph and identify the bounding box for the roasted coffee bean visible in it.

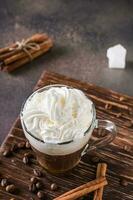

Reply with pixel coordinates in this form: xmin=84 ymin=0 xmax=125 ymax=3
xmin=29 ymin=183 xmax=37 ymax=193
xmin=23 ymin=156 xmax=29 ymax=164
xmin=50 ymin=183 xmax=58 ymax=191
xmin=33 ymin=169 xmax=42 ymax=177
xmin=2 ymin=149 xmax=11 ymax=157
xmin=120 ymin=178 xmax=128 ymax=187
xmin=36 ymin=181 xmax=42 ymax=189
xmin=6 ymin=184 xmax=16 ymax=193
xmin=25 ymin=141 xmax=31 ymax=149
xmin=17 ymin=141 xmax=26 ymax=149
xmin=91 ymin=156 xmax=100 ymax=163
xmin=10 ymin=198 xmax=16 ymax=200
xmin=30 ymin=177 xmax=38 ymax=184
xmin=37 ymin=191 xmax=45 ymax=199
xmin=1 ymin=178 xmax=8 ymax=187
xmin=11 ymin=143 xmax=18 ymax=152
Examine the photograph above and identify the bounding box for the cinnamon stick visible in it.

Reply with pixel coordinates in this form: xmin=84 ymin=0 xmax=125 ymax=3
xmin=3 ymin=38 xmax=53 ymax=72
xmin=0 ymin=33 xmax=48 ymax=61
xmin=27 ymin=33 xmax=49 ymax=43
xmin=53 ymin=177 xmax=107 ymax=200
xmin=4 ymin=37 xmax=50 ymax=65
xmin=0 ymin=46 xmax=12 ymax=55
xmin=0 ymin=49 xmax=20 ymax=61
xmin=93 ymin=163 xmax=107 ymax=200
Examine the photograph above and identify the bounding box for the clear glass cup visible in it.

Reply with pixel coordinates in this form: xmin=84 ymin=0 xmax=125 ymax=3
xmin=20 ymin=84 xmax=117 ymax=174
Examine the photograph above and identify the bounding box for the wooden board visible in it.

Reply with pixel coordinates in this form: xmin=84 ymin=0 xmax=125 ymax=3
xmin=0 ymin=71 xmax=133 ymax=200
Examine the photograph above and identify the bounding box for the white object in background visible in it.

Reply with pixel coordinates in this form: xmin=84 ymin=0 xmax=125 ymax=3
xmin=107 ymin=44 xmax=127 ymax=69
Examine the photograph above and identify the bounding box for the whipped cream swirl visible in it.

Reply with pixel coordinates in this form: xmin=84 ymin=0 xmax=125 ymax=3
xmin=22 ymin=86 xmax=93 ymax=143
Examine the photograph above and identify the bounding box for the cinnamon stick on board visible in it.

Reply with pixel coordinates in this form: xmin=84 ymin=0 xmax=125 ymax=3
xmin=3 ymin=38 xmax=53 ymax=72
xmin=93 ymin=163 xmax=107 ymax=200
xmin=53 ymin=177 xmax=107 ymax=200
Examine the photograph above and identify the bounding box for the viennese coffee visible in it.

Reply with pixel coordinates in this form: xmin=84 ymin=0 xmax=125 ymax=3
xmin=20 ymin=85 xmax=94 ymax=173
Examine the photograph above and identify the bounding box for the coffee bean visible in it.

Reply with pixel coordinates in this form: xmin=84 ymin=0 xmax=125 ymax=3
xmin=120 ymin=178 xmax=128 ymax=187
xmin=29 ymin=183 xmax=37 ymax=193
xmin=6 ymin=184 xmax=16 ymax=193
xmin=50 ymin=183 xmax=58 ymax=191
xmin=2 ymin=149 xmax=11 ymax=157
xmin=37 ymin=191 xmax=45 ymax=199
xmin=11 ymin=143 xmax=18 ymax=152
xmin=33 ymin=169 xmax=42 ymax=177
xmin=36 ymin=182 xmax=42 ymax=189
xmin=17 ymin=141 xmax=26 ymax=149
xmin=23 ymin=156 xmax=29 ymax=164
xmin=91 ymin=156 xmax=100 ymax=163
xmin=25 ymin=141 xmax=31 ymax=149
xmin=10 ymin=198 xmax=16 ymax=200
xmin=30 ymin=177 xmax=38 ymax=184
xmin=1 ymin=178 xmax=8 ymax=187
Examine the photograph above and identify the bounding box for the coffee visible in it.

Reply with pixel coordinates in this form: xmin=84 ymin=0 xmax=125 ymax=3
xmin=32 ymin=146 xmax=84 ymax=173
xmin=20 ymin=85 xmax=94 ymax=173
xmin=21 ymin=85 xmax=116 ymax=173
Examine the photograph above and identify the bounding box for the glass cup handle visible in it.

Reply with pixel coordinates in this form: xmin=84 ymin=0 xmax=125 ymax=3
xmin=81 ymin=119 xmax=117 ymax=156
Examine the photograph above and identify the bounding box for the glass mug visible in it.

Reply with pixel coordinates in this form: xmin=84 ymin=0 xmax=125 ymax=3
xmin=20 ymin=84 xmax=117 ymax=173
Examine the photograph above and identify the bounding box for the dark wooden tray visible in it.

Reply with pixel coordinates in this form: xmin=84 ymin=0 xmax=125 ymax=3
xmin=0 ymin=71 xmax=133 ymax=200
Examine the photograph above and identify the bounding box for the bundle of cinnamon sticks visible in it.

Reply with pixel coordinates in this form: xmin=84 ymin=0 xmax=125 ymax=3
xmin=0 ymin=33 xmax=53 ymax=72
xmin=54 ymin=163 xmax=107 ymax=200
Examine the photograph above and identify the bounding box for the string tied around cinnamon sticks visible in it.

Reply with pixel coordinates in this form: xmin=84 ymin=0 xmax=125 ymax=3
xmin=0 ymin=33 xmax=53 ymax=72
xmin=9 ymin=38 xmax=41 ymax=61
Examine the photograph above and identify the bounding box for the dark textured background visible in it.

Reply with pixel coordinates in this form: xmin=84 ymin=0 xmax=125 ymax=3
xmin=0 ymin=0 xmax=133 ymax=144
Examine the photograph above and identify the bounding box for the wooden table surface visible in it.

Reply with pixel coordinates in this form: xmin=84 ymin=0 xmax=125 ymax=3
xmin=0 ymin=71 xmax=133 ymax=200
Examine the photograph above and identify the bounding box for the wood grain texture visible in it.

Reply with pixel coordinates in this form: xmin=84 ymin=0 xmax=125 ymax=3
xmin=0 ymin=71 xmax=133 ymax=200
